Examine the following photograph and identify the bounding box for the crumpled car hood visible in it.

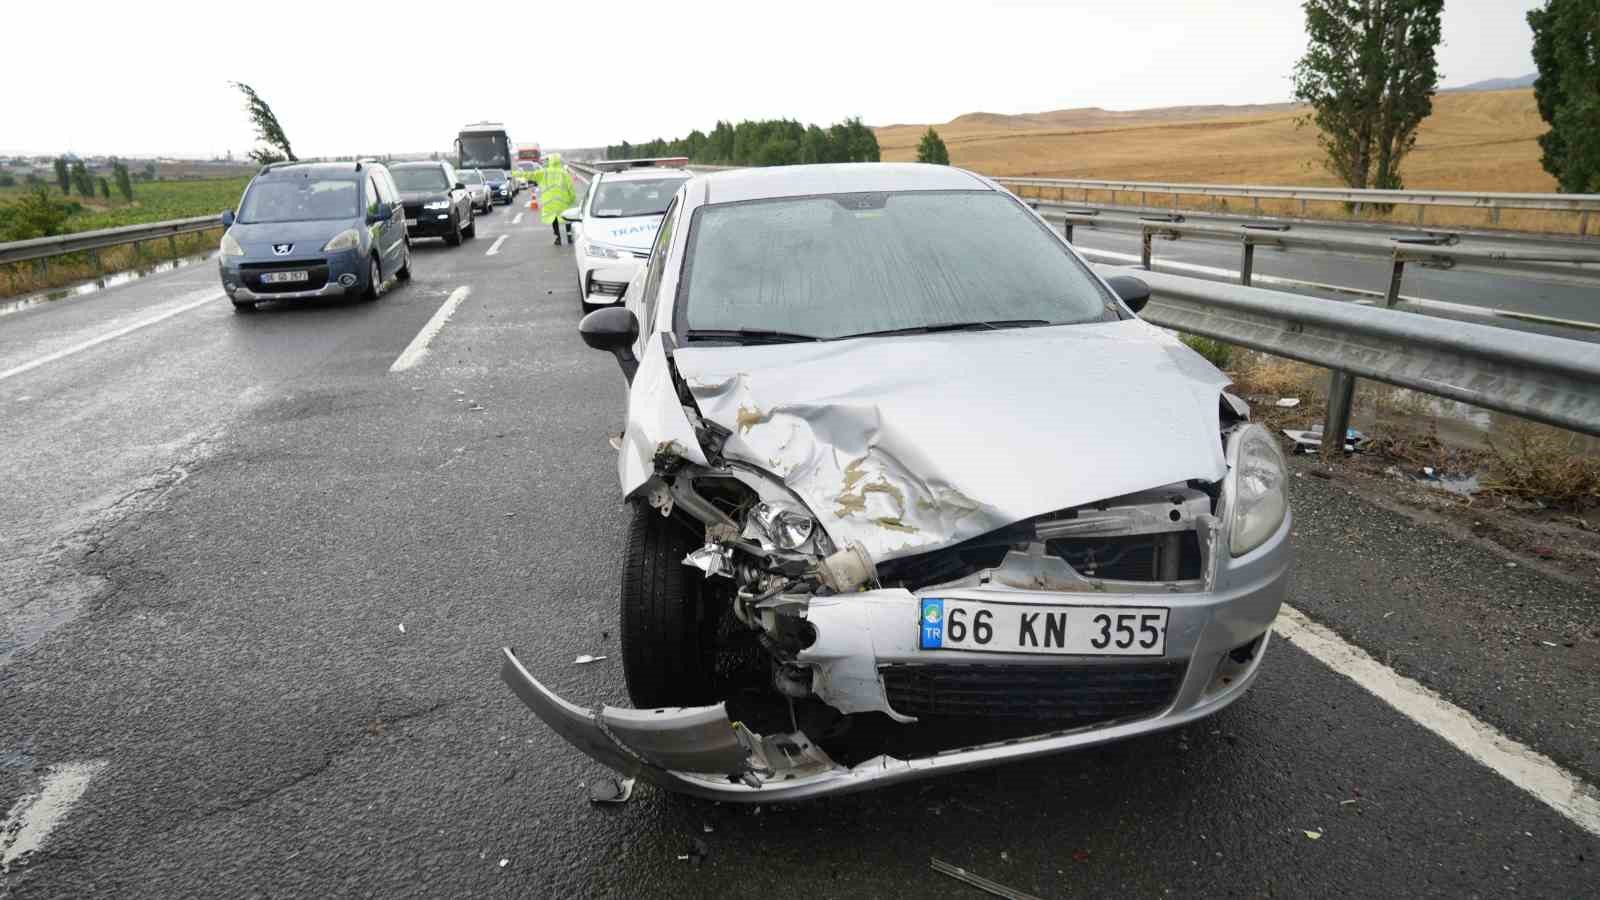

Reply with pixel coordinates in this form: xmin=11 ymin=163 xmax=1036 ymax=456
xmin=674 ymin=319 xmax=1231 ymax=563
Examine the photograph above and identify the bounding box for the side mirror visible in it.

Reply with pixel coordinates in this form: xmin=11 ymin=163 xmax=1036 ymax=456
xmin=1105 ymin=275 xmax=1151 ymax=314
xmin=561 ymin=207 xmax=582 ymax=222
xmin=579 ymin=306 xmax=640 ymax=382
xmin=368 ymin=202 xmax=392 ymax=223
xmin=455 ymin=182 xmax=466 ymax=190
xmin=220 ymin=209 xmax=235 ymax=227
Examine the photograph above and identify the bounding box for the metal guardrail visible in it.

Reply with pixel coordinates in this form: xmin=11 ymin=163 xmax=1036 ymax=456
xmin=1054 ymin=208 xmax=1600 ymax=309
xmin=0 ymin=215 xmax=223 ymax=272
xmin=1004 ymin=176 xmax=1600 ymax=234
xmin=1099 ymin=265 xmax=1600 ymax=453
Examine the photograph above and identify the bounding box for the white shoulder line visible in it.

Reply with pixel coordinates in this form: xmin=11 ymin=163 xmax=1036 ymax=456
xmin=1275 ymin=604 xmax=1600 ymax=837
xmin=1 ymin=759 xmax=110 ymax=871
xmin=390 ymin=285 xmax=471 ymax=373
xmin=0 ymin=290 xmax=221 ymax=382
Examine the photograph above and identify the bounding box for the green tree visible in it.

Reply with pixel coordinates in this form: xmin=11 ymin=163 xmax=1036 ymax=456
xmin=54 ymin=156 xmax=70 ymax=194
xmin=0 ymin=173 xmax=14 ymax=187
xmin=113 ymin=161 xmax=134 ymax=201
xmin=230 ymin=81 xmax=297 ymax=164
xmin=98 ymin=177 xmax=111 ymax=200
xmin=142 ymin=161 xmax=158 ymax=181
xmin=0 ymin=185 xmax=70 ymax=241
xmin=1528 ymin=0 xmax=1600 ymax=193
xmin=71 ymin=160 xmax=94 ymax=197
xmin=1292 ymin=0 xmax=1443 ymax=193
xmin=916 ymin=127 xmax=950 ymax=164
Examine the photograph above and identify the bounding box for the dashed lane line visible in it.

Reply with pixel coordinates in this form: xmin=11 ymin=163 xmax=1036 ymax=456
xmin=486 ymin=235 xmax=508 ymax=256
xmin=511 ymin=213 xmax=523 ymax=225
xmin=1275 ymin=604 xmax=1600 ymax=837
xmin=0 ymin=289 xmax=222 ymax=382
xmin=0 ymin=759 xmax=109 ymax=870
xmin=389 ymin=285 xmax=471 ymax=373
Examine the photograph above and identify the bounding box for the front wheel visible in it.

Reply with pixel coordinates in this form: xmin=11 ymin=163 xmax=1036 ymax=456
xmin=462 ymin=211 xmax=477 ymax=239
xmin=620 ymin=503 xmax=722 ymax=708
xmin=361 ymin=255 xmax=381 ymax=301
xmin=445 ymin=215 xmax=463 ymax=246
xmin=396 ymin=245 xmax=412 ymax=281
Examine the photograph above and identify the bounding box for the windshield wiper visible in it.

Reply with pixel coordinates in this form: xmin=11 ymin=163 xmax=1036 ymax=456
xmin=686 ymin=328 xmax=822 ymax=345
xmin=832 ymin=319 xmax=1052 ymax=340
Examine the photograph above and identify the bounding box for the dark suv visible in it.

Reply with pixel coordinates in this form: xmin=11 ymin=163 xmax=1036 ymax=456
xmin=219 ymin=161 xmax=411 ymax=313
xmin=482 ymin=169 xmax=515 ymax=204
xmin=391 ymin=161 xmax=476 ymax=246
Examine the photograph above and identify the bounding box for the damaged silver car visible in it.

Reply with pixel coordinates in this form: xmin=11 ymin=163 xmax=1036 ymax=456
xmin=501 ymin=163 xmax=1292 ymax=801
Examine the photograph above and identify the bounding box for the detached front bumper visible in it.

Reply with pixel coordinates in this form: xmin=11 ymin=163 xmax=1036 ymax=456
xmin=501 ymin=513 xmax=1290 ymax=802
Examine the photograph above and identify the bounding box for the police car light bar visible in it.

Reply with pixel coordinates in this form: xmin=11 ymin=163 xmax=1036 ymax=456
xmin=591 ymin=157 xmax=690 ymax=172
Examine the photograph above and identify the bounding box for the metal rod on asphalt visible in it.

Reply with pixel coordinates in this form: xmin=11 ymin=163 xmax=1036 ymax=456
xmin=1322 ymin=371 xmax=1356 ymax=461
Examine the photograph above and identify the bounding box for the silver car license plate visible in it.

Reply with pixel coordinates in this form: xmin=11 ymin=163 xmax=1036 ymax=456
xmin=260 ymin=270 xmax=309 ymax=284
xmin=405 ymin=218 xmax=418 ymax=227
xmin=918 ymin=598 xmax=1167 ymax=656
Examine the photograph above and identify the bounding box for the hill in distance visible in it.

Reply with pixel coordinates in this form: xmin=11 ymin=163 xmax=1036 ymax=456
xmin=1443 ymin=73 xmax=1537 ymax=93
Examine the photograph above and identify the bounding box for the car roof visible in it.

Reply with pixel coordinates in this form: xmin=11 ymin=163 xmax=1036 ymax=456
xmin=601 ymin=167 xmax=693 ymax=183
xmin=257 ymin=162 xmax=365 ymax=179
xmin=698 ymin=163 xmax=990 ymax=204
xmin=390 ymin=161 xmax=447 ymax=169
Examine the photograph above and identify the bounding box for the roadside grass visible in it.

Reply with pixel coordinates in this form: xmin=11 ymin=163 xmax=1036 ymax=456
xmin=1179 ymin=334 xmax=1235 ymax=369
xmin=0 ymin=228 xmax=222 ymax=299
xmin=1484 ymin=419 xmax=1600 ymax=512
xmin=0 ymin=177 xmax=249 ymax=233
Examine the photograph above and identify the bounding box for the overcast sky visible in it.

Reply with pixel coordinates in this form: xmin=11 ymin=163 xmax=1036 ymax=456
xmin=3 ymin=0 xmax=1540 ymax=159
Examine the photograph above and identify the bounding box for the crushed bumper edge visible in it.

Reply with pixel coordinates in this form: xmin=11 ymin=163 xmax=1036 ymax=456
xmin=499 ymin=639 xmax=1271 ymax=803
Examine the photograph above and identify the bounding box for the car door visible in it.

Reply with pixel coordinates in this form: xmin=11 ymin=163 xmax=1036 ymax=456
xmin=373 ymin=171 xmax=404 ymax=273
xmin=442 ymin=162 xmax=467 ymax=221
xmin=628 ymin=196 xmax=680 ymax=362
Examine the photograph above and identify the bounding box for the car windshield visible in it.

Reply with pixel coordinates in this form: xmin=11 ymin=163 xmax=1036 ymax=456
xmin=459 ymin=135 xmax=506 ymax=168
xmin=590 ymin=177 xmax=687 ymax=218
xmin=237 ymin=177 xmax=360 ymax=224
xmin=682 ymin=191 xmax=1116 ymax=340
xmin=458 ymin=171 xmax=484 ymax=184
xmin=391 ymin=167 xmax=450 ymax=191
xmin=484 ymin=170 xmax=507 ymax=180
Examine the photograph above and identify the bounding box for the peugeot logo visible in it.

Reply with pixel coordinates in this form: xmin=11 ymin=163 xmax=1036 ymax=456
xmin=272 ymin=243 xmax=293 ymax=256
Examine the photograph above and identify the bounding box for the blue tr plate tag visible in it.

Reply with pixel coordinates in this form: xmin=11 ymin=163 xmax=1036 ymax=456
xmin=919 ymin=598 xmax=945 ymax=649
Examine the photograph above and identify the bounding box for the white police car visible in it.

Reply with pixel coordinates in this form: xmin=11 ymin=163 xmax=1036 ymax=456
xmin=566 ymin=158 xmax=691 ymax=313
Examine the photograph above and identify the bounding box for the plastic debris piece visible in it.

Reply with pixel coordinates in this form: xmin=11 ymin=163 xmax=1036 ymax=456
xmin=587 ymin=775 xmax=635 ymax=803
xmin=1071 ymin=849 xmax=1090 ymax=863
xmin=1303 ymin=830 xmax=1322 ymax=840
xmin=468 ymin=404 xmax=486 ymax=412
xmin=499 ymin=858 xmax=509 ymax=868
xmin=1275 ymin=397 xmax=1301 ymax=408
xmin=398 ymin=623 xmax=406 ymax=634
xmin=930 ymin=858 xmax=1044 ymax=900
xmin=683 ymin=543 xmax=733 ymax=578
xmin=574 ymin=654 xmax=608 ymax=665
xmin=608 ymin=434 xmax=624 ymax=451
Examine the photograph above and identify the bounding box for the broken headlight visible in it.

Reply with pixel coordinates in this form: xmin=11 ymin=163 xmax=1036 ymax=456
xmin=1226 ymin=424 xmax=1288 ymax=557
xmin=749 ymin=501 xmax=816 ymax=551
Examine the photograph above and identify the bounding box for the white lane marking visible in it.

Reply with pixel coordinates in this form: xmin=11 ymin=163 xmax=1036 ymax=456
xmin=389 ymin=286 xmax=471 ymax=373
xmin=0 ymin=290 xmax=222 ymax=382
xmin=1274 ymin=604 xmax=1600 ymax=837
xmin=511 ymin=213 xmax=523 ymax=225
xmin=486 ymin=235 xmax=508 ymax=257
xmin=0 ymin=759 xmax=109 ymax=870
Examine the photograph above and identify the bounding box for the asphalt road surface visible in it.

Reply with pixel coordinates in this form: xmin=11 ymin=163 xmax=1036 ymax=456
xmin=2 ymin=191 xmax=1597 ymax=898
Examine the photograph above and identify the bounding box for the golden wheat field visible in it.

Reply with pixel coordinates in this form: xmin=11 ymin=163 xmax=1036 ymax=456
xmin=876 ymin=90 xmax=1575 ymax=232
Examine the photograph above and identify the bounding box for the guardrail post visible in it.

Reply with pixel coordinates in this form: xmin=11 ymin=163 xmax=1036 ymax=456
xmin=1240 ymin=239 xmax=1255 ymax=287
xmin=1321 ymin=371 xmax=1356 ymax=460
xmin=1252 ymin=197 xmax=1261 ymax=215
xmin=1580 ymin=210 xmax=1589 ymax=236
xmin=89 ymin=249 xmax=101 ymax=277
xmin=1415 ymin=205 xmax=1426 ymax=227
xmin=1489 ymin=206 xmax=1501 ymax=226
xmin=1385 ymin=257 xmax=1406 ymax=307
xmin=169 ymin=234 xmax=178 ymax=258
xmin=1299 ymin=198 xmax=1308 ymax=216
xmin=1140 ymin=228 xmax=1152 ymax=270
xmin=1062 ymin=221 xmax=1074 ymax=243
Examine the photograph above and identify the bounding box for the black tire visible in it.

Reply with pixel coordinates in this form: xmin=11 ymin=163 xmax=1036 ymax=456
xmin=462 ymin=211 xmax=477 ymax=239
xmin=397 ymin=244 xmax=412 ymax=280
xmin=620 ymin=503 xmax=721 ymax=708
xmin=445 ymin=215 xmax=463 ymax=246
xmin=231 ymin=300 xmax=256 ymax=314
xmin=361 ymin=255 xmax=381 ymax=301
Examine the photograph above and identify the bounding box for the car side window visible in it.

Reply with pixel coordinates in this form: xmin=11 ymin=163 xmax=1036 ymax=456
xmin=442 ymin=163 xmax=457 ymax=187
xmin=638 ymin=197 xmax=680 ymax=336
xmin=377 ymin=171 xmax=398 ymax=205
xmin=367 ymin=176 xmax=382 ymax=217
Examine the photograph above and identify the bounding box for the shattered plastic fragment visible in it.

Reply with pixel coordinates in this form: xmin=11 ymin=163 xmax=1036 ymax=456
xmin=398 ymin=623 xmax=405 ymax=634
xmin=1275 ymin=397 xmax=1301 ymax=408
xmin=1303 ymin=830 xmax=1322 ymax=840
xmin=587 ymin=775 xmax=635 ymax=803
xmin=683 ymin=543 xmax=733 ymax=578
xmin=930 ymin=858 xmax=1043 ymax=900
xmin=574 ymin=654 xmax=608 ymax=665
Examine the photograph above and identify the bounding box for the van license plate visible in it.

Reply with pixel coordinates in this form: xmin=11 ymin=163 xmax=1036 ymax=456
xmin=260 ymin=271 xmax=308 ymax=284
xmin=918 ymin=598 xmax=1167 ymax=656
xmin=405 ymin=218 xmax=418 ymax=227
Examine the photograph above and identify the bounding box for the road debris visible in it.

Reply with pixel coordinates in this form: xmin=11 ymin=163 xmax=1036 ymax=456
xmin=573 ymin=654 xmax=607 ymax=665
xmin=398 ymin=623 xmax=406 ymax=634
xmin=1275 ymin=397 xmax=1301 ymax=408
xmin=1283 ymin=426 xmax=1364 ymax=454
xmin=929 ymin=858 xmax=1043 ymax=900
xmin=1303 ymin=829 xmax=1323 ymax=840
xmin=587 ymin=775 xmax=635 ymax=804
xmin=499 ymin=858 xmax=509 ymax=868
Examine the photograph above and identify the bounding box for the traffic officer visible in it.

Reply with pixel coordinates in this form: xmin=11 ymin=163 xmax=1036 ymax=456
xmin=531 ymin=154 xmax=576 ymax=246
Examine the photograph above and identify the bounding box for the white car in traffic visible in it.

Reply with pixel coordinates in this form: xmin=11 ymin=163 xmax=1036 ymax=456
xmin=567 ymin=160 xmax=691 ymax=313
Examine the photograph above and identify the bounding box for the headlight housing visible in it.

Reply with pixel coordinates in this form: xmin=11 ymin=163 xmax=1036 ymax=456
xmin=747 ymin=501 xmax=817 ymax=551
xmin=322 ymin=228 xmax=361 ymax=252
xmin=422 ymin=200 xmax=450 ymax=210
xmin=1226 ymin=424 xmax=1289 ymax=556
xmin=220 ymin=231 xmax=243 ymax=257
xmin=585 ymin=242 xmax=625 ymax=259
